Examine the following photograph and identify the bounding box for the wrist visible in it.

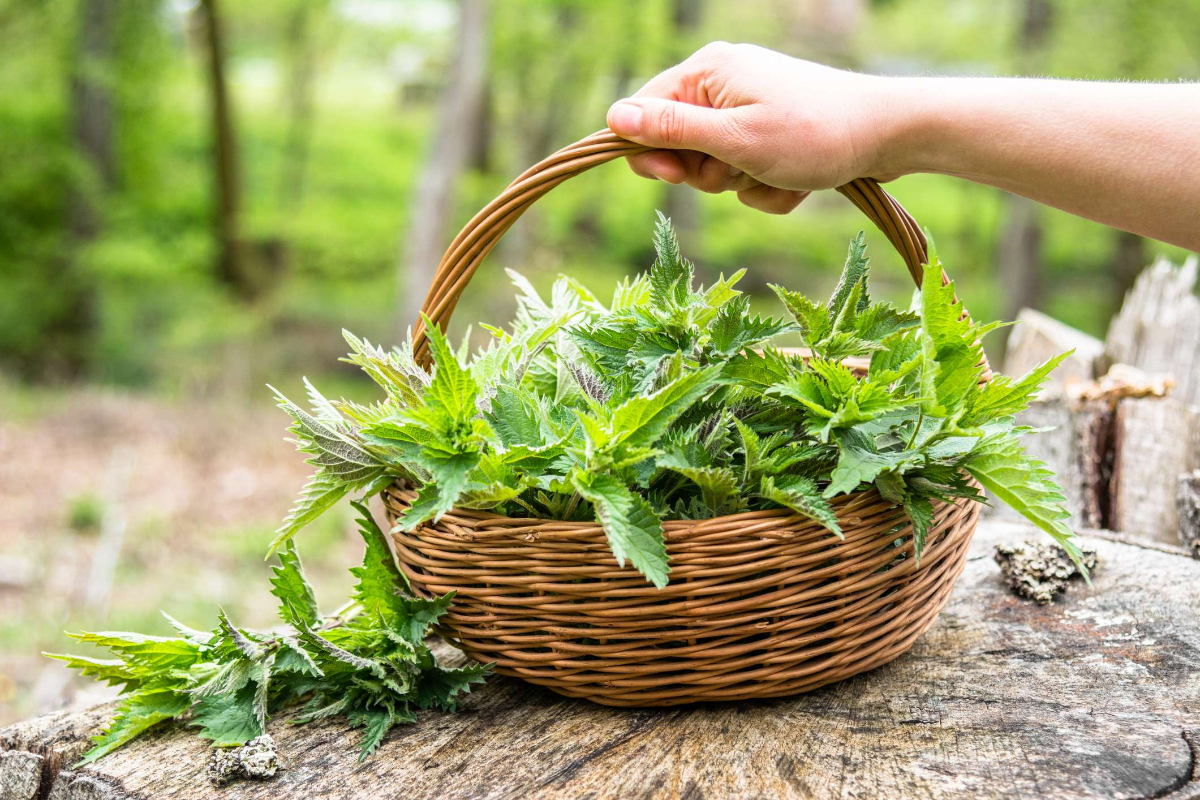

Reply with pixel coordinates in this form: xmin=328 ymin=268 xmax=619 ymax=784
xmin=866 ymin=76 xmax=958 ymax=179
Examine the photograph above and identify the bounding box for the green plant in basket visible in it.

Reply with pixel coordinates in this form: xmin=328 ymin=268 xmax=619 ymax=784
xmin=49 ymin=212 xmax=1080 ymax=765
xmin=275 ymin=212 xmax=1082 ymax=588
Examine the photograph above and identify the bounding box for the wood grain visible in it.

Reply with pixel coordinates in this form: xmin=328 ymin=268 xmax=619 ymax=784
xmin=1104 ymin=255 xmax=1200 ymax=406
xmin=1111 ymin=397 xmax=1200 ymax=544
xmin=4 ymin=521 xmax=1198 ymax=800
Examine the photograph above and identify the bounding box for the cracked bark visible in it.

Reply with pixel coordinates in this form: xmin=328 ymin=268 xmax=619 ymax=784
xmin=3 ymin=520 xmax=1199 ymax=799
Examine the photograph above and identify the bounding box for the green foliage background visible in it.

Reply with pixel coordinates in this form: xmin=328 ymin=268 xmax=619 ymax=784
xmin=1 ymin=0 xmax=1197 ymax=395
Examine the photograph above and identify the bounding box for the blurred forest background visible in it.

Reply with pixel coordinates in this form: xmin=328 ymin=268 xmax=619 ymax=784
xmin=1 ymin=0 xmax=1198 ymax=725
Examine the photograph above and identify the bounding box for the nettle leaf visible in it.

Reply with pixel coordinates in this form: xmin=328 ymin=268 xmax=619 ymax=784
xmin=66 ymin=632 xmax=200 ymax=671
xmin=903 ymin=494 xmax=935 ymax=563
xmin=41 ymin=654 xmax=140 ymax=691
xmin=771 ymin=284 xmax=831 ymax=347
xmin=649 ymin=211 xmax=693 ymax=307
xmin=572 ymin=471 xmax=669 ymax=588
xmin=398 ymin=450 xmax=482 ymax=530
xmin=78 ymin=690 xmax=191 ymax=766
xmin=421 ymin=314 xmax=480 ymax=421
xmin=962 ymin=431 xmax=1086 ymax=572
xmin=391 ymin=592 xmax=456 ymax=646
xmin=828 ymin=231 xmax=872 ymax=318
xmin=272 ymin=541 xmax=319 ymax=627
xmin=963 ymin=350 xmax=1072 ymax=426
xmin=759 ymin=475 xmax=842 ymax=536
xmin=657 ymin=451 xmax=739 ymax=515
xmin=350 ymin=500 xmax=407 ymax=614
xmin=484 ymin=385 xmax=546 ymax=448
xmin=416 ymin=662 xmax=491 ymax=711
xmin=192 ymin=684 xmax=262 ymax=747
xmin=708 ymin=295 xmax=793 ymax=357
xmin=341 ymin=331 xmax=429 ymax=408
xmin=607 ymin=365 xmax=723 ymax=452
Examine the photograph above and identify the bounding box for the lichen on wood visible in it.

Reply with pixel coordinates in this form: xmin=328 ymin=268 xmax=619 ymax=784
xmin=993 ymin=539 xmax=1097 ymax=604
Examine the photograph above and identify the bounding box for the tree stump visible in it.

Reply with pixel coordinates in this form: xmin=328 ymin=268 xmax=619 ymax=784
xmin=4 ymin=521 xmax=1198 ymax=799
xmin=1104 ymin=255 xmax=1200 ymax=406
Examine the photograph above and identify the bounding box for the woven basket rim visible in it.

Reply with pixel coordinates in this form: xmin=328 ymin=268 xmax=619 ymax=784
xmin=385 ymin=480 xmax=969 ymax=544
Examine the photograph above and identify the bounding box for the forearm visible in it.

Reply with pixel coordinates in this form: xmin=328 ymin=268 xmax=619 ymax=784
xmin=882 ymin=78 xmax=1200 ymax=250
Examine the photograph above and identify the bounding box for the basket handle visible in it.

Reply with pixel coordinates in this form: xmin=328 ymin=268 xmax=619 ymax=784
xmin=411 ymin=129 xmax=941 ymax=367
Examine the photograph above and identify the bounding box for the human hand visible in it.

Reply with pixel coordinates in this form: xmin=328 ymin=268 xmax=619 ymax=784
xmin=606 ymin=42 xmax=900 ymax=214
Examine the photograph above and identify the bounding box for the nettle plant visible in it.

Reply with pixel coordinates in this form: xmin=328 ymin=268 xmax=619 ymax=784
xmin=274 ymin=213 xmax=1082 ymax=587
xmin=49 ymin=505 xmax=486 ymax=763
xmin=52 ymin=214 xmax=1081 ymax=764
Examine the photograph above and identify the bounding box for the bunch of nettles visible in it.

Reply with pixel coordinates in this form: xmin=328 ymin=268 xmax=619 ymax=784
xmin=267 ymin=213 xmax=1081 ymax=589
xmin=47 ymin=504 xmax=488 ymax=763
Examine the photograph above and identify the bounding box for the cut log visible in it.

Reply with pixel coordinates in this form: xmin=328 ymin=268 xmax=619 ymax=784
xmin=5 ymin=521 xmax=1198 ymax=799
xmin=1110 ymin=397 xmax=1200 ymax=544
xmin=1104 ymin=255 xmax=1200 ymax=406
xmin=1003 ymin=307 xmax=1103 ymax=391
xmin=1178 ymin=470 xmax=1200 ymax=559
xmin=995 ymin=397 xmax=1112 ymax=529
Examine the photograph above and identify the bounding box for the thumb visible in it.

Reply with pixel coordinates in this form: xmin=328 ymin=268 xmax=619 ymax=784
xmin=607 ymin=97 xmax=735 ymax=154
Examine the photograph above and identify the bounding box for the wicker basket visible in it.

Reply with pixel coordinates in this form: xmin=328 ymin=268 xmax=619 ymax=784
xmin=384 ymin=130 xmax=986 ymax=707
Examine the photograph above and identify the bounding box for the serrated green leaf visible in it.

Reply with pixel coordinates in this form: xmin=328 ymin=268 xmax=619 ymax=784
xmin=760 ymin=475 xmax=842 ymax=537
xmin=192 ymin=684 xmax=262 ymax=747
xmin=903 ymin=494 xmax=935 ymax=564
xmin=416 ymin=661 xmax=491 ymax=711
xmin=271 ymin=541 xmax=319 ymax=628
xmin=607 ymin=365 xmax=722 ymax=452
xmin=962 ymin=432 xmax=1086 ymax=574
xmin=572 ymin=471 xmax=669 ymax=588
xmin=350 ymin=500 xmax=408 ymax=615
xmin=78 ymin=690 xmax=191 ymax=766
xmin=391 ymin=592 xmax=456 ymax=645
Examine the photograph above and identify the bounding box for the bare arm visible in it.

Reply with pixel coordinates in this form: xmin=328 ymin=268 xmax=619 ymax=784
xmin=606 ymin=43 xmax=1200 ymax=251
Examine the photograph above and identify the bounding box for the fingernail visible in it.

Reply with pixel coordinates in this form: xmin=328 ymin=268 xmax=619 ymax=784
xmin=609 ymin=102 xmax=643 ymax=136
xmin=728 ymin=165 xmax=743 ymax=178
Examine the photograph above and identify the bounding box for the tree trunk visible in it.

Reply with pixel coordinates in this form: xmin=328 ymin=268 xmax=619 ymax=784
xmin=69 ymin=0 xmax=116 ymax=240
xmin=278 ymin=0 xmax=319 ymax=211
xmin=198 ymin=0 xmax=249 ymax=297
xmin=55 ymin=0 xmax=116 ymax=378
xmin=1110 ymin=230 xmax=1147 ymax=312
xmin=396 ymin=0 xmax=489 ymax=339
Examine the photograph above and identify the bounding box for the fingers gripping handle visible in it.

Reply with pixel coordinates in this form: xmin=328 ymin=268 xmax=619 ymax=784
xmin=410 ymin=129 xmax=934 ymax=366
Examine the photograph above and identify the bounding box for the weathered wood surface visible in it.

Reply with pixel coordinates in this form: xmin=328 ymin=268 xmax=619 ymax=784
xmin=1111 ymin=397 xmax=1200 ymax=544
xmin=1104 ymin=255 xmax=1200 ymax=406
xmin=4 ymin=521 xmax=1198 ymax=800
xmin=1003 ymin=307 xmax=1102 ymax=392
xmin=1179 ymin=470 xmax=1200 ymax=558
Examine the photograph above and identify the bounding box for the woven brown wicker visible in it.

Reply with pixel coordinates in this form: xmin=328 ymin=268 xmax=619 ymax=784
xmin=385 ymin=130 xmax=987 ymax=707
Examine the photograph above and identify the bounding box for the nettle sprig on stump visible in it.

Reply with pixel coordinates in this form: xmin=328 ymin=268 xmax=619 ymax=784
xmin=48 ymin=504 xmax=487 ymax=764
xmin=269 ymin=213 xmax=1082 ymax=586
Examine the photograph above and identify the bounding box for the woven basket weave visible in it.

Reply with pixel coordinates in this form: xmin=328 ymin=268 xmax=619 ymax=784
xmin=384 ymin=130 xmax=986 ymax=707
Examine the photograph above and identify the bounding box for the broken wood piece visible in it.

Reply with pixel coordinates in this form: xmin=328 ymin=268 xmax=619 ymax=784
xmin=1066 ymin=362 xmax=1173 ymax=403
xmin=1003 ymin=307 xmax=1102 ymax=393
xmin=1103 ymin=255 xmax=1200 ymax=406
xmin=4 ymin=521 xmax=1198 ymax=800
xmin=1110 ymin=397 xmax=1200 ymax=544
xmin=1177 ymin=470 xmax=1200 ymax=559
